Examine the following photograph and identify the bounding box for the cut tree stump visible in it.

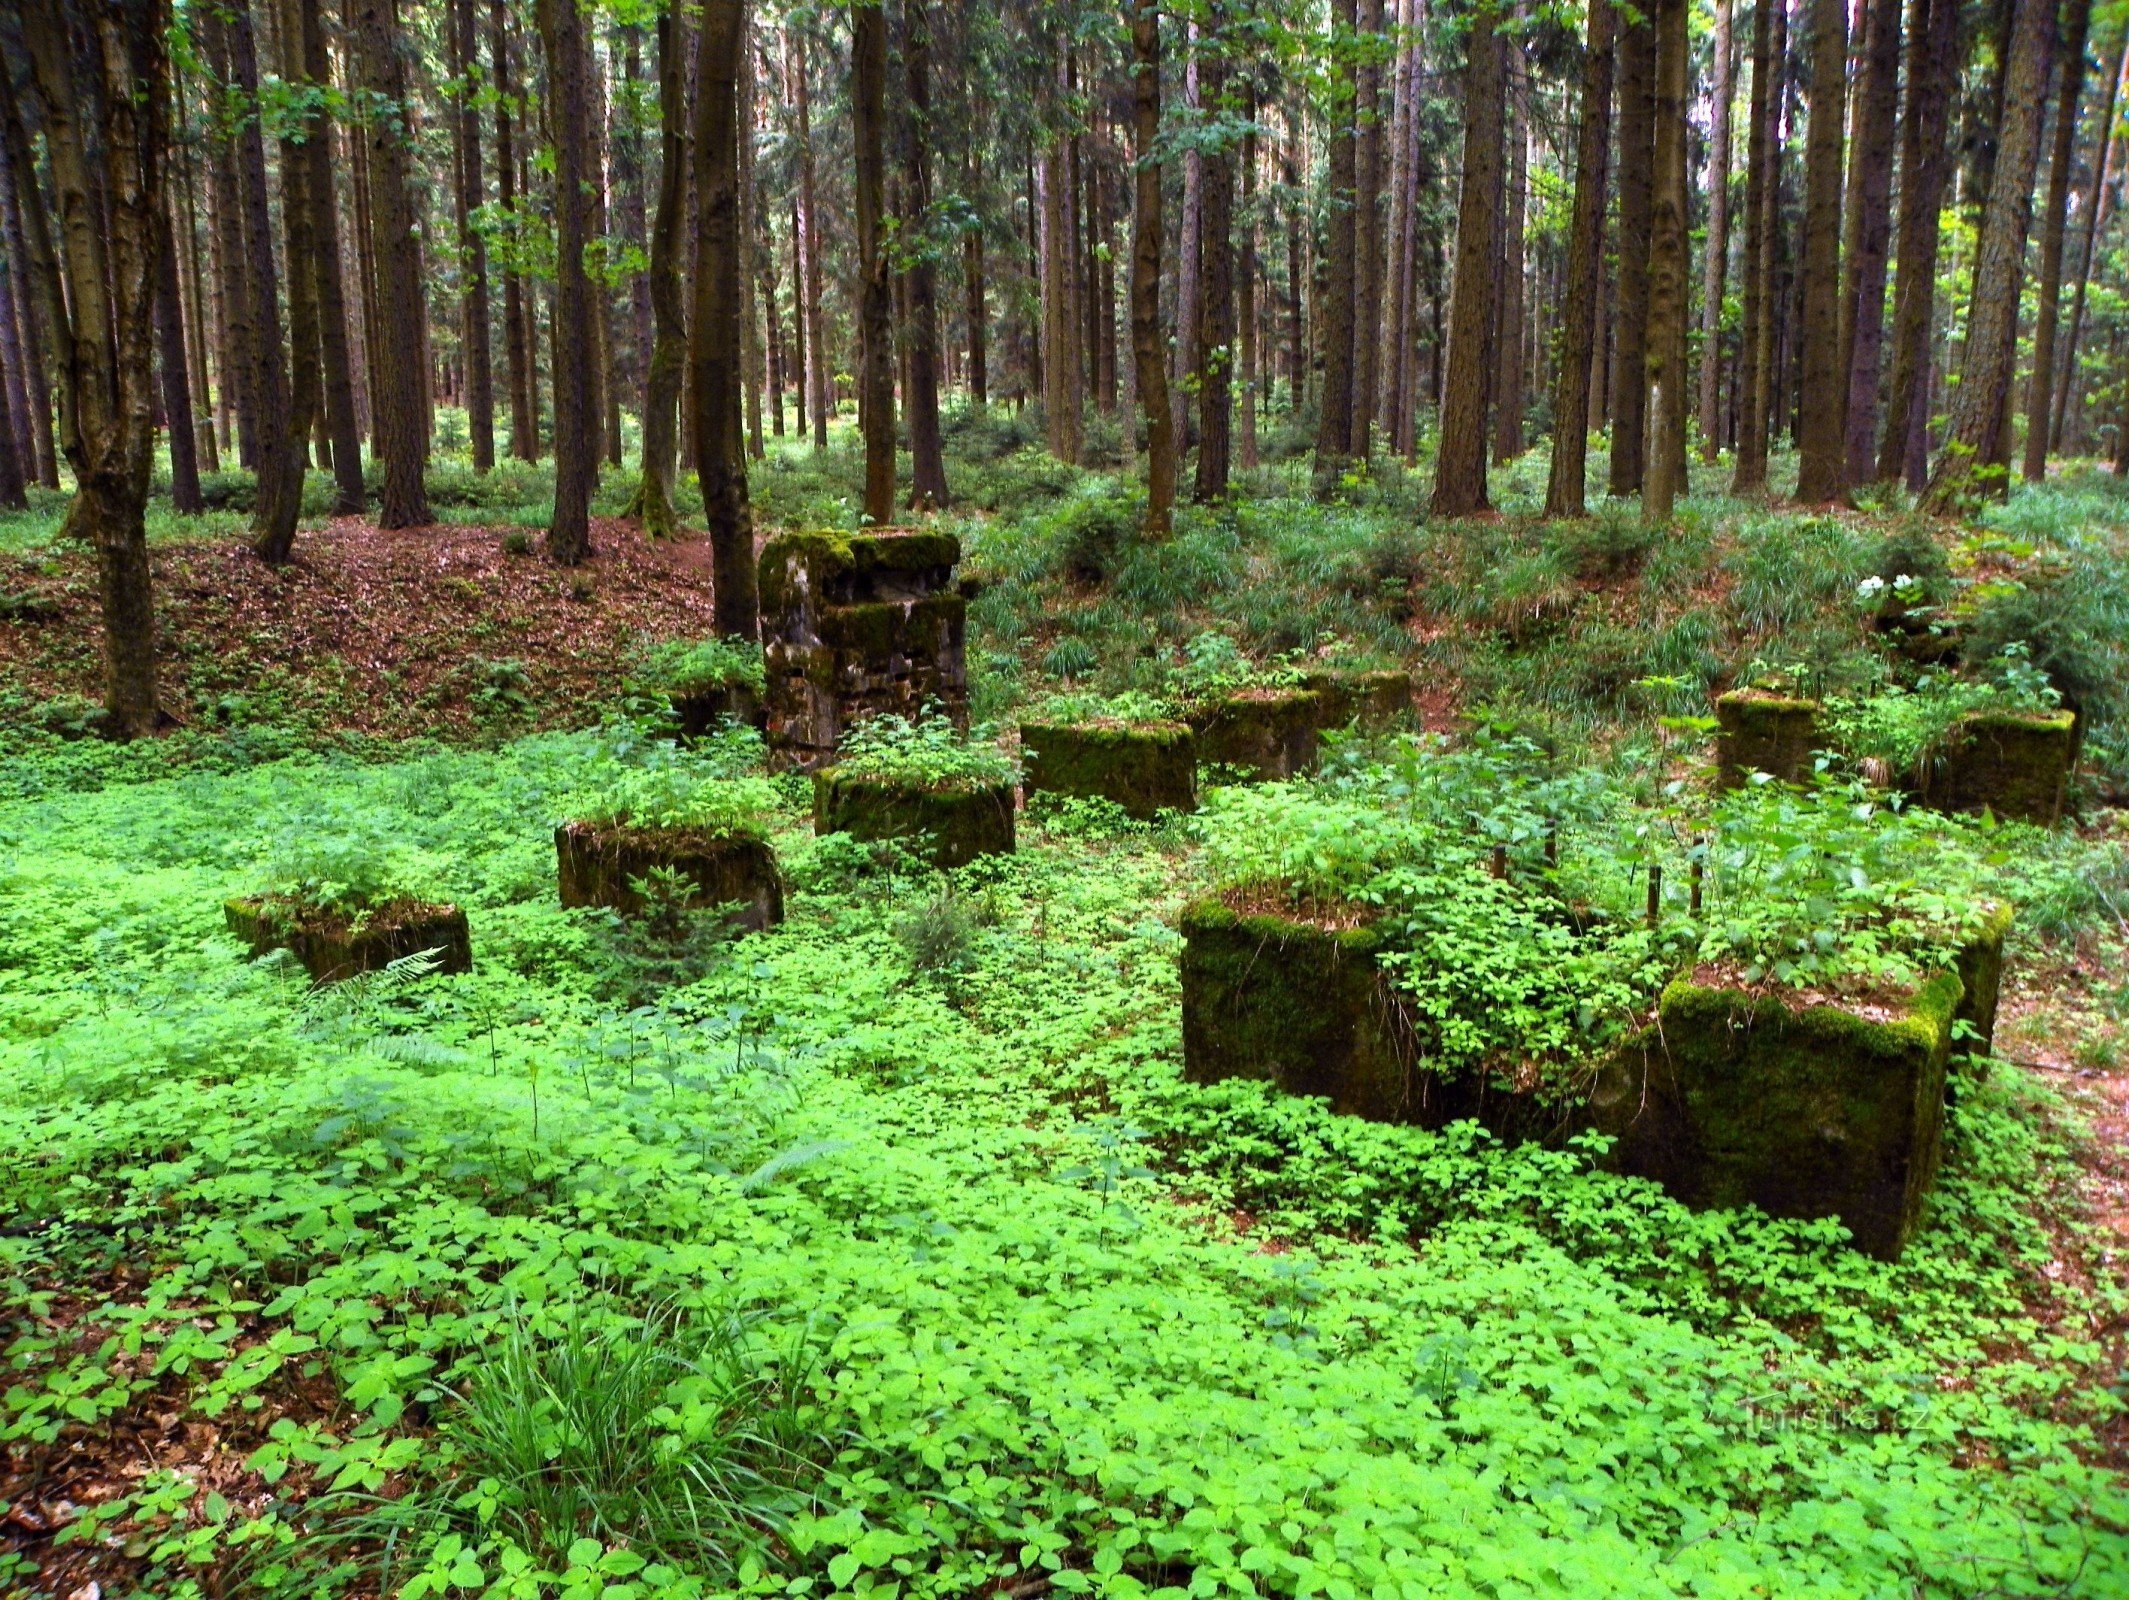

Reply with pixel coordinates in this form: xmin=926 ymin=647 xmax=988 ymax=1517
xmin=1020 ymin=719 xmax=1197 ymax=819
xmin=1714 ymin=689 xmax=1822 ymax=788
xmin=554 ymin=821 xmax=784 ymax=928
xmin=759 ymin=529 xmax=968 ymax=771
xmin=812 ymin=770 xmax=1015 ymax=869
xmin=1190 ymin=688 xmax=1322 ymax=781
xmin=225 ymin=895 xmax=472 ymax=984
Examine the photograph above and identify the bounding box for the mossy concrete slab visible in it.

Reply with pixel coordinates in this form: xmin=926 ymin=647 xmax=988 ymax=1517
xmin=1715 ymin=690 xmax=1822 ymax=789
xmin=1020 ymin=720 xmax=1196 ymax=818
xmin=1920 ymin=711 xmax=2076 ymax=825
xmin=555 ymin=822 xmax=784 ymax=928
xmin=1301 ymin=669 xmax=1413 ymax=730
xmin=225 ymin=896 xmax=473 ymax=985
xmin=812 ymin=770 xmax=1015 ymax=869
xmin=1190 ymin=689 xmax=1322 ymax=781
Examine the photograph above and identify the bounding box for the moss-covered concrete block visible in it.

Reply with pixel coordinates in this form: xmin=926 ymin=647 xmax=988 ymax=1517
xmin=812 ymin=769 xmax=1015 ymax=869
xmin=1190 ymin=689 xmax=1322 ymax=781
xmin=760 ymin=530 xmax=968 ymax=772
xmin=1715 ymin=690 xmax=1823 ymax=789
xmin=1020 ymin=719 xmax=1196 ymax=819
xmin=1180 ymin=898 xmax=1416 ymax=1120
xmin=225 ymin=895 xmax=472 ymax=985
xmin=671 ymin=682 xmax=765 ymax=740
xmin=1301 ymin=669 xmax=1413 ymax=730
xmin=1953 ymin=902 xmax=2013 ymax=1058
xmin=555 ymin=822 xmax=784 ymax=928
xmin=1919 ymin=710 xmax=2076 ymax=824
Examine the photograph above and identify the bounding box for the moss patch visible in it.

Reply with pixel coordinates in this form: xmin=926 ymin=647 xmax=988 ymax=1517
xmin=554 ymin=821 xmax=785 ymax=928
xmin=1301 ymin=669 xmax=1413 ymax=730
xmin=1020 ymin=720 xmax=1196 ymax=819
xmin=1920 ymin=711 xmax=2077 ymax=824
xmin=812 ymin=770 xmax=1015 ymax=869
xmin=224 ymin=894 xmax=472 ymax=985
xmin=1715 ymin=690 xmax=1823 ymax=789
xmin=1190 ymin=689 xmax=1321 ymax=781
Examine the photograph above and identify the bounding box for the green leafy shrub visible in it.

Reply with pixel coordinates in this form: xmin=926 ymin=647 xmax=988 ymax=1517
xmin=633 ymin=635 xmax=768 ymax=696
xmin=831 ymin=713 xmax=1017 ymax=790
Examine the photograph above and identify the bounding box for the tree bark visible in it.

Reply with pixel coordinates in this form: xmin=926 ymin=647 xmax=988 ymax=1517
xmin=1642 ymin=0 xmax=1690 ymax=519
xmin=15 ymin=0 xmax=169 ymax=736
xmin=196 ymin=7 xmax=256 ymax=472
xmin=692 ymin=0 xmax=755 ymax=629
xmin=1547 ymin=0 xmax=1615 ymax=516
xmin=1194 ymin=2 xmax=1235 ymax=501
xmin=1238 ymin=76 xmax=1259 ymax=471
xmin=1352 ymin=0 xmax=1385 ymax=456
xmin=449 ymin=0 xmax=495 ymax=473
xmin=630 ymin=1 xmax=687 ymax=536
xmin=790 ymin=21 xmax=828 ymax=449
xmin=1878 ymin=0 xmax=1959 ymax=485
xmin=903 ymin=0 xmax=949 ymax=508
xmin=1493 ymin=34 xmax=1528 ymax=464
xmin=965 ymin=149 xmax=988 ymax=406
xmin=271 ymin=0 xmax=325 ymax=546
xmin=1127 ymin=0 xmax=1176 ymax=537
xmin=1431 ymin=3 xmax=1503 ymax=517
xmin=2022 ymin=0 xmax=2094 ymax=480
xmin=1315 ymin=0 xmax=1359 ymax=485
xmin=292 ymin=0 xmax=364 ymax=512
xmin=1175 ymin=27 xmax=1200 ymax=453
xmin=353 ymin=0 xmax=433 ymax=526
xmin=1923 ymin=0 xmax=2054 ymax=510
xmin=2056 ymin=27 xmax=2127 ymax=448
xmin=492 ymin=0 xmax=535 ymax=461
xmin=1609 ymin=4 xmax=1653 ymax=495
xmin=538 ymin=0 xmax=595 ymax=562
xmin=155 ymin=201 xmax=201 ymax=513
xmin=621 ymin=26 xmax=653 ymax=425
xmin=1836 ymin=0 xmax=1900 ymax=483
xmin=0 ymin=123 xmax=58 ymax=488
xmin=1793 ymin=0 xmax=1848 ymax=503
xmin=853 ymin=0 xmax=896 ymax=516
xmin=1381 ymin=0 xmax=1417 ymax=451
xmin=1696 ymin=0 xmax=1733 ymax=463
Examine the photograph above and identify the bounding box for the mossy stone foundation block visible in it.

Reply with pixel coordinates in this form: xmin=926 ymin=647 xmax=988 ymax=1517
xmin=1180 ymin=899 xmax=1415 ymax=1121
xmin=812 ymin=770 xmax=1015 ymax=869
xmin=1953 ymin=902 xmax=2013 ymax=1058
xmin=1190 ymin=689 xmax=1322 ymax=781
xmin=1921 ymin=711 xmax=2076 ymax=824
xmin=1020 ymin=719 xmax=1196 ymax=819
xmin=555 ymin=822 xmax=784 ymax=928
xmin=671 ymin=681 xmax=765 ymax=740
xmin=224 ymin=896 xmax=472 ymax=985
xmin=1301 ymin=669 xmax=1413 ymax=730
xmin=1715 ymin=690 xmax=1822 ymax=788
xmin=760 ymin=529 xmax=968 ymax=772
xmin=1614 ymin=971 xmax=1963 ymax=1259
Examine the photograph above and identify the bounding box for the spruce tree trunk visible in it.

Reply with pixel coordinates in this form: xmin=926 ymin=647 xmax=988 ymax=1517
xmin=692 ymin=0 xmax=756 ymax=629
xmin=853 ymin=1 xmax=897 ymax=516
xmin=904 ymin=0 xmax=949 ymax=509
xmin=631 ymin=1 xmax=687 ymax=536
xmin=1696 ymin=0 xmax=1733 ymax=463
xmin=1608 ymin=7 xmax=1654 ymax=495
xmin=1351 ymin=0 xmax=1384 ymax=457
xmin=1493 ymin=41 xmax=1527 ymax=464
xmin=18 ymin=0 xmax=168 ymax=737
xmin=0 ymin=249 xmax=33 ymax=505
xmin=354 ymin=0 xmax=434 ymax=526
xmin=1877 ymin=0 xmax=1959 ymax=485
xmin=539 ymin=0 xmax=596 ymax=562
xmin=1430 ymin=4 xmax=1503 ymax=517
xmin=620 ymin=26 xmax=653 ymax=425
xmin=1793 ymin=0 xmax=1849 ymax=504
xmin=1195 ymin=3 xmax=1235 ymax=502
xmin=2056 ymin=28 xmax=2127 ymax=447
xmin=493 ymin=0 xmax=536 ymax=462
xmin=1381 ymin=0 xmax=1417 ymax=451
xmin=1127 ymin=0 xmax=1176 ymax=537
xmin=965 ymin=148 xmax=988 ymax=406
xmin=196 ymin=7 xmax=257 ymax=473
xmin=1547 ymin=0 xmax=1615 ymax=517
xmin=1837 ymin=0 xmax=1901 ymax=483
xmin=1642 ymin=0 xmax=1690 ymax=519
xmin=268 ymin=0 xmax=324 ymax=544
xmin=451 ymin=0 xmax=496 ymax=473
xmin=1175 ymin=30 xmax=1201 ymax=454
xmin=155 ymin=202 xmax=202 ymax=513
xmin=293 ymin=0 xmax=364 ymax=512
xmin=1315 ymin=0 xmax=1359 ymax=486
xmin=791 ymin=23 xmax=829 ymax=450
xmin=1923 ymin=0 xmax=2055 ymax=511
xmin=0 ymin=120 xmax=59 ymax=488
xmin=758 ymin=192 xmax=785 ymax=438
xmin=2022 ymin=0 xmax=2094 ymax=480
xmin=1238 ymin=78 xmax=1259 ymax=472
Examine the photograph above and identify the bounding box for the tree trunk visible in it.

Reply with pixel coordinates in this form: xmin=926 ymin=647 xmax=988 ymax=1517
xmin=1731 ymin=0 xmax=1781 ymax=493
xmin=630 ymin=0 xmax=688 ymax=536
xmin=1923 ymin=0 xmax=2055 ymax=511
xmin=290 ymin=0 xmax=363 ymax=512
xmin=1878 ymin=0 xmax=1959 ymax=484
xmin=16 ymin=0 xmax=168 ymax=736
xmin=1431 ymin=4 xmax=1503 ymax=517
xmin=353 ymin=0 xmax=434 ymax=526
xmin=1127 ymin=0 xmax=1176 ymax=537
xmin=155 ymin=201 xmax=201 ymax=513
xmin=691 ymin=0 xmax=755 ymax=629
xmin=1352 ymin=0 xmax=1384 ymax=457
xmin=1836 ymin=0 xmax=1900 ymax=483
xmin=621 ymin=26 xmax=653 ymax=431
xmin=903 ymin=0 xmax=949 ymax=508
xmin=196 ymin=7 xmax=257 ymax=473
xmin=1609 ymin=5 xmax=1654 ymax=495
xmin=1194 ymin=3 xmax=1235 ymax=502
xmin=1793 ymin=0 xmax=1848 ymax=504
xmin=1175 ymin=27 xmax=1201 ymax=454
xmin=1696 ymin=0 xmax=1733 ymax=463
xmin=449 ymin=0 xmax=495 ymax=473
xmin=1381 ymin=0 xmax=1417 ymax=451
xmin=1493 ymin=37 xmax=1528 ymax=464
xmin=2022 ymin=0 xmax=2094 ymax=480
xmin=539 ymin=0 xmax=595 ymax=562
xmin=791 ymin=22 xmax=829 ymax=449
xmin=853 ymin=0 xmax=896 ymax=517
xmin=492 ymin=0 xmax=535 ymax=461
xmin=966 ymin=150 xmax=988 ymax=406
xmin=1547 ymin=0 xmax=1616 ymax=516
xmin=0 ymin=123 xmax=58 ymax=488
xmin=758 ymin=184 xmax=785 ymax=439
xmin=1315 ymin=0 xmax=1358 ymax=485
xmin=270 ymin=0 xmax=326 ymax=542
xmin=1238 ymin=76 xmax=1259 ymax=471
xmin=1642 ymin=0 xmax=1690 ymax=519
xmin=2056 ymin=27 xmax=2127 ymax=447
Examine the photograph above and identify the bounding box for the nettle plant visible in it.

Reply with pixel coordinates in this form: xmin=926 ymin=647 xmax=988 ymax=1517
xmin=1824 ymin=644 xmax=2064 ymax=775
xmin=634 ymin=634 xmax=767 ymax=697
xmin=576 ymin=762 xmax=778 ymax=838
xmin=832 ymin=712 xmax=1018 ymax=791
